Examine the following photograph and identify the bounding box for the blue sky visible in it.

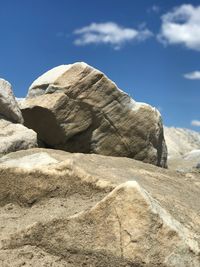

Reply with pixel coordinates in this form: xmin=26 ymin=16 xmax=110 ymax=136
xmin=0 ymin=0 xmax=200 ymax=130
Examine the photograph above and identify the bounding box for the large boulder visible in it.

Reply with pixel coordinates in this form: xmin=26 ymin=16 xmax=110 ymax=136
xmin=0 ymin=79 xmax=38 ymax=155
xmin=0 ymin=148 xmax=199 ymax=266
xmin=21 ymin=62 xmax=167 ymax=167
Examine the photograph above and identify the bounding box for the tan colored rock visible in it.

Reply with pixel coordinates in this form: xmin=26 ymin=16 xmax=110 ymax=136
xmin=0 ymin=79 xmax=38 ymax=155
xmin=21 ymin=62 xmax=167 ymax=167
xmin=164 ymin=127 xmax=200 ymax=158
xmin=16 ymin=97 xmax=25 ymax=109
xmin=0 ymin=79 xmax=23 ymax=123
xmin=0 ymin=119 xmax=38 ymax=156
xmin=168 ymin=149 xmax=200 ymax=172
xmin=164 ymin=127 xmax=200 ymax=171
xmin=0 ymin=148 xmax=199 ymax=266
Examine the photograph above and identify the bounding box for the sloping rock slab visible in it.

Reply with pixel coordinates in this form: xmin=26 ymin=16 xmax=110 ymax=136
xmin=0 ymin=148 xmax=199 ymax=266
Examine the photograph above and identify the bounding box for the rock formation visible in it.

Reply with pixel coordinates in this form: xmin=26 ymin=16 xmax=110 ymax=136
xmin=0 ymin=148 xmax=199 ymax=266
xmin=0 ymin=79 xmax=38 ymax=155
xmin=164 ymin=127 xmax=200 ymax=171
xmin=0 ymin=79 xmax=23 ymax=124
xmin=164 ymin=126 xmax=200 ymax=158
xmin=0 ymin=69 xmax=199 ymax=266
xmin=20 ymin=62 xmax=167 ymax=167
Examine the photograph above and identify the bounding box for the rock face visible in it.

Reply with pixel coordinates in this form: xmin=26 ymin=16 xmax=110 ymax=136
xmin=0 ymin=78 xmax=38 ymax=155
xmin=164 ymin=127 xmax=200 ymax=170
xmin=21 ymin=62 xmax=167 ymax=167
xmin=0 ymin=79 xmax=23 ymax=123
xmin=0 ymin=148 xmax=199 ymax=266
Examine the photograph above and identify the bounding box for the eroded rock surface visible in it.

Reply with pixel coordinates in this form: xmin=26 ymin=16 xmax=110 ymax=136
xmin=0 ymin=79 xmax=38 ymax=155
xmin=0 ymin=148 xmax=199 ymax=266
xmin=0 ymin=79 xmax=23 ymax=124
xmin=21 ymin=62 xmax=167 ymax=167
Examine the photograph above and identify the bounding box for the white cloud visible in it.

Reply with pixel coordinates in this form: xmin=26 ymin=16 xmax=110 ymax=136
xmin=191 ymin=120 xmax=200 ymax=127
xmin=74 ymin=22 xmax=153 ymax=49
xmin=158 ymin=4 xmax=200 ymax=51
xmin=184 ymin=71 xmax=200 ymax=80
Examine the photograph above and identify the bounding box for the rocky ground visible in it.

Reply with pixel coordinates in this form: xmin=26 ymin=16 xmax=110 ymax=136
xmin=0 ymin=63 xmax=199 ymax=266
xmin=0 ymin=148 xmax=199 ymax=266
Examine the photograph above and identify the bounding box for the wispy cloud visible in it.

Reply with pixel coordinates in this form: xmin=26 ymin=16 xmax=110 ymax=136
xmin=184 ymin=71 xmax=200 ymax=80
xmin=191 ymin=120 xmax=200 ymax=127
xmin=158 ymin=4 xmax=200 ymax=51
xmin=147 ymin=5 xmax=160 ymax=14
xmin=74 ymin=22 xmax=153 ymax=50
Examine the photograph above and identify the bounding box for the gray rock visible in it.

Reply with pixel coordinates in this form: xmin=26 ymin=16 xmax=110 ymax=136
xmin=21 ymin=62 xmax=167 ymax=167
xmin=0 ymin=79 xmax=23 ymax=123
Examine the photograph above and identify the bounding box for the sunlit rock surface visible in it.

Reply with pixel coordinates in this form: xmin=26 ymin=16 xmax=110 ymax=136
xmin=21 ymin=62 xmax=167 ymax=167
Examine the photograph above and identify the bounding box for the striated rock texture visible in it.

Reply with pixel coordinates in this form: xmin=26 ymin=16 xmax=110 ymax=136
xmin=0 ymin=78 xmax=38 ymax=155
xmin=0 ymin=148 xmax=199 ymax=266
xmin=21 ymin=62 xmax=167 ymax=167
xmin=0 ymin=79 xmax=23 ymax=123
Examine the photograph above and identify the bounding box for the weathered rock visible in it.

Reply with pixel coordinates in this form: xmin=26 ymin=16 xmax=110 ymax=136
xmin=164 ymin=127 xmax=200 ymax=171
xmin=167 ymin=148 xmax=200 ymax=172
xmin=183 ymin=149 xmax=200 ymax=161
xmin=164 ymin=127 xmax=200 ymax=158
xmin=0 ymin=79 xmax=38 ymax=155
xmin=0 ymin=119 xmax=38 ymax=156
xmin=21 ymin=62 xmax=167 ymax=167
xmin=0 ymin=148 xmax=199 ymax=266
xmin=0 ymin=79 xmax=23 ymax=123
